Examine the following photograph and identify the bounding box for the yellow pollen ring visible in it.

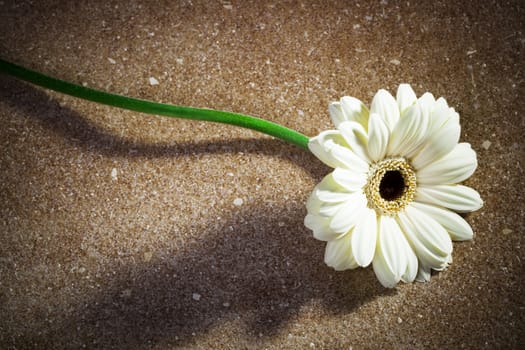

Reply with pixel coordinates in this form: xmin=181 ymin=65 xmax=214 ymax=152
xmin=364 ymin=157 xmax=416 ymax=215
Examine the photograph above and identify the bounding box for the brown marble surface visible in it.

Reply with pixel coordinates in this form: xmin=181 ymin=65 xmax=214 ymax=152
xmin=0 ymin=1 xmax=523 ymax=349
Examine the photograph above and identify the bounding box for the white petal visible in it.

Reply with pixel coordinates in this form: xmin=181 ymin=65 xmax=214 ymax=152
xmin=308 ymin=130 xmax=346 ymax=169
xmin=340 ymin=96 xmax=370 ymax=129
xmin=449 ymin=108 xmax=460 ymax=127
xmin=308 ymin=131 xmax=343 ymax=169
xmin=332 ymin=168 xmax=367 ymax=192
xmin=397 ymin=92 xmax=434 ymax=157
xmin=308 ymin=131 xmax=369 ymax=173
xmin=411 ymin=120 xmax=460 ymax=170
xmin=410 ymin=202 xmax=474 ymax=241
xmin=309 ymin=178 xmax=351 ymax=218
xmin=367 ymin=113 xmax=390 ymax=162
xmin=305 ymin=214 xmax=344 ymax=242
xmin=417 ymin=143 xmax=477 ymax=185
xmin=396 ymin=84 xmax=417 ymax=114
xmin=416 ymin=265 xmax=431 ymax=282
xmin=329 ymin=102 xmax=345 ymax=127
xmin=313 ymin=172 xmax=342 ymax=191
xmin=404 ymin=205 xmax=453 ymax=256
xmin=306 ymin=190 xmax=322 ymax=214
xmin=372 ymin=215 xmax=417 ymax=289
xmin=351 ymin=207 xmax=377 ymax=267
xmin=401 ymin=242 xmax=418 ymax=283
xmin=377 ymin=216 xmax=411 ymax=281
xmin=378 ymin=217 xmax=403 ymax=277
xmin=427 ymin=97 xmax=452 ymax=133
xmin=312 ymin=191 xmax=355 ymax=222
xmin=329 ymin=143 xmax=370 ymax=174
xmin=305 ymin=180 xmax=347 ymax=242
xmin=397 ymin=209 xmax=451 ymax=271
xmin=318 ymin=200 xmax=348 ymax=217
xmin=373 ymin=248 xmax=398 ymax=288
xmin=423 ymin=98 xmax=461 ymax=153
xmin=324 ymin=234 xmax=358 ymax=271
xmin=370 ymin=89 xmax=400 ymax=130
xmin=417 ymin=92 xmax=436 ymax=121
xmin=338 ymin=121 xmax=371 ymax=163
xmin=416 ymin=185 xmax=483 ymax=213
xmin=329 ymin=192 xmax=367 ymax=233
xmin=387 ymin=102 xmax=429 ymax=157
xmin=307 ymin=173 xmax=348 ymax=205
xmin=315 ymin=189 xmax=354 ymax=203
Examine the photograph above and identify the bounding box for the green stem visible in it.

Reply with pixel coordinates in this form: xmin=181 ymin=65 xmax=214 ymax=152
xmin=0 ymin=58 xmax=309 ymax=149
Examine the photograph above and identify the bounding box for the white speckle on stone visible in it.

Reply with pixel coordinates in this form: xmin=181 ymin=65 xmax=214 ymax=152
xmin=309 ymin=342 xmax=315 ymax=348
xmin=298 ymin=109 xmax=304 ymax=116
xmin=192 ymin=293 xmax=201 ymax=301
xmin=175 ymin=58 xmax=184 ymax=65
xmin=222 ymin=301 xmax=230 ymax=307
xmin=502 ymin=228 xmax=513 ymax=235
xmin=390 ymin=59 xmax=401 ymax=65
xmin=482 ymin=140 xmax=491 ymax=150
xmin=223 ymin=4 xmax=233 ymax=10
xmin=233 ymin=198 xmax=244 ymax=206
xmin=111 ymin=167 xmax=118 ymax=180
xmin=149 ymin=76 xmax=159 ymax=86
xmin=353 ymin=24 xmax=361 ymax=29
xmin=467 ymin=49 xmax=477 ymax=56
xmin=365 ymin=15 xmax=373 ymax=21
xmin=227 ymin=172 xmax=234 ymax=177
xmin=397 ymin=317 xmax=403 ymax=324
xmin=108 ymin=57 xmax=116 ymax=64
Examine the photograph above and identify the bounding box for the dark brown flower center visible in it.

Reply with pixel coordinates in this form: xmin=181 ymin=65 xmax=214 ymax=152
xmin=364 ymin=158 xmax=416 ymax=215
xmin=379 ymin=170 xmax=406 ymax=201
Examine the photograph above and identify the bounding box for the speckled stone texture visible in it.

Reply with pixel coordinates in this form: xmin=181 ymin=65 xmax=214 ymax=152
xmin=0 ymin=1 xmax=523 ymax=349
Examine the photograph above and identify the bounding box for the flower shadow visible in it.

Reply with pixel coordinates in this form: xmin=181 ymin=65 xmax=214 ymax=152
xmin=59 ymin=201 xmax=392 ymax=348
xmin=1 ymin=75 xmax=393 ymax=348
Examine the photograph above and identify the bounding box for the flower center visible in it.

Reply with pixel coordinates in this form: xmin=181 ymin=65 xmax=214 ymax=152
xmin=364 ymin=158 xmax=416 ymax=215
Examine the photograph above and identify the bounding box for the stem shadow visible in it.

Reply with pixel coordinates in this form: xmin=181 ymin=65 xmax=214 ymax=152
xmin=0 ymin=75 xmax=324 ymax=178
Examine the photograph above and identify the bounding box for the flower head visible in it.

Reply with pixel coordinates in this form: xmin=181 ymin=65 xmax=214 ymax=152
xmin=305 ymin=84 xmax=482 ymax=288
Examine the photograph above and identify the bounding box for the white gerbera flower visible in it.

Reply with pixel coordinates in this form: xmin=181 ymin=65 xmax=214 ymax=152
xmin=305 ymin=84 xmax=483 ymax=288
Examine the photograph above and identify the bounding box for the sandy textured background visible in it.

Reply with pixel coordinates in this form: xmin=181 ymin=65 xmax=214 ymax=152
xmin=1 ymin=0 xmax=523 ymax=349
